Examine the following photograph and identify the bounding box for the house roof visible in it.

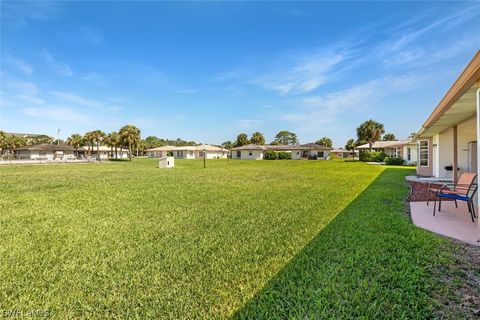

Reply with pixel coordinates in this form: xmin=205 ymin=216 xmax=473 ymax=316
xmin=418 ymin=50 xmax=480 ymax=138
xmin=146 ymin=144 xmax=228 ymax=152
xmin=79 ymin=145 xmax=128 ymax=152
xmin=356 ymin=140 xmax=414 ymax=149
xmin=231 ymin=144 xmax=268 ymax=151
xmin=14 ymin=144 xmax=75 ymax=152
xmin=331 ymin=148 xmax=353 ymax=153
xmin=231 ymin=143 xmax=332 ymax=151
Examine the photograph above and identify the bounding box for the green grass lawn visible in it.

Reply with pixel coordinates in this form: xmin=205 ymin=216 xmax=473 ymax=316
xmin=0 ymin=159 xmax=457 ymax=318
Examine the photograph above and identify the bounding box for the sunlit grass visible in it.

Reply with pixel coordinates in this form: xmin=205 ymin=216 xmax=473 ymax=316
xmin=0 ymin=159 xmax=453 ymax=318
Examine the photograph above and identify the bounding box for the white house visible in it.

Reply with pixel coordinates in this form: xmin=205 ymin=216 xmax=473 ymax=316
xmin=231 ymin=143 xmax=332 ymax=160
xmin=14 ymin=144 xmax=76 ymax=160
xmin=356 ymin=140 xmax=418 ymax=165
xmin=415 ymin=50 xmax=480 ymax=180
xmin=330 ymin=148 xmax=357 ymax=158
xmin=146 ymin=144 xmax=229 ymax=159
xmin=81 ymin=145 xmax=129 ymax=159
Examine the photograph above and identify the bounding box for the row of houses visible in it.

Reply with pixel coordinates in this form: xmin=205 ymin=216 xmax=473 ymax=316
xmin=14 ymin=144 xmax=129 ymax=160
xmin=229 ymin=143 xmax=332 ymax=160
xmin=145 ymin=144 xmax=229 ymax=159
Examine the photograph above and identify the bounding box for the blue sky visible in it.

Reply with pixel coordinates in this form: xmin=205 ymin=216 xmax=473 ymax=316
xmin=1 ymin=1 xmax=479 ymax=146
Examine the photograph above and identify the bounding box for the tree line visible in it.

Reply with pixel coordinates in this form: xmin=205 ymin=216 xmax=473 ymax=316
xmin=0 ymin=125 xmax=198 ymax=161
xmin=222 ymin=130 xmax=335 ymax=148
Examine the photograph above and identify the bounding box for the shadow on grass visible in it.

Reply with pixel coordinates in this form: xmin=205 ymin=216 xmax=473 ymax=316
xmin=232 ymin=168 xmax=449 ymax=319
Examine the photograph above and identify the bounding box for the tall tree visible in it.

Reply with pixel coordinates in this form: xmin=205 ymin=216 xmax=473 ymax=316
xmin=88 ymin=130 xmax=106 ymax=160
xmin=105 ymin=131 xmax=121 ymax=159
xmin=83 ymin=131 xmax=95 ymax=157
xmin=221 ymin=141 xmax=233 ymax=149
xmin=345 ymin=139 xmax=356 ymax=159
xmin=250 ymin=131 xmax=265 ymax=145
xmin=356 ymin=120 xmax=385 ymax=150
xmin=272 ymin=130 xmax=298 ymax=145
xmin=234 ymin=133 xmax=249 ymax=147
xmin=382 ymin=133 xmax=396 ymax=141
xmin=66 ymin=134 xmax=83 ymax=158
xmin=119 ymin=125 xmax=141 ymax=161
xmin=315 ymin=137 xmax=333 ymax=148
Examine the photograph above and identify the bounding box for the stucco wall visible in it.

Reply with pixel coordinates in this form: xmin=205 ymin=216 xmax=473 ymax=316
xmin=457 ymin=117 xmax=477 ymax=172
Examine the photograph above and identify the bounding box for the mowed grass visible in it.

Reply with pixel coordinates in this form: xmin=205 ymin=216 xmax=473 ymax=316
xmin=0 ymin=159 xmax=452 ymax=318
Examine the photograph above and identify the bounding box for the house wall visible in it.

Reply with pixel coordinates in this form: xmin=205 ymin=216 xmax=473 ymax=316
xmin=457 ymin=116 xmax=477 ymax=173
xmin=232 ymin=150 xmax=264 ymax=160
xmin=147 ymin=150 xmax=168 ymax=158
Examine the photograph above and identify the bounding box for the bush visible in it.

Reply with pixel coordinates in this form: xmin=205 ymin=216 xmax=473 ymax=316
xmin=278 ymin=151 xmax=292 ymax=160
xmin=264 ymin=150 xmax=278 ymax=160
xmin=384 ymin=157 xmax=404 ymax=165
xmin=264 ymin=150 xmax=292 ymax=160
xmin=359 ymin=150 xmax=387 ymax=162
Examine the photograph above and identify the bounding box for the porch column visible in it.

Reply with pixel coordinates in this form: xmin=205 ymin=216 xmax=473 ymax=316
xmin=476 ymin=87 xmax=480 ymax=242
xmin=453 ymin=125 xmax=458 ymax=182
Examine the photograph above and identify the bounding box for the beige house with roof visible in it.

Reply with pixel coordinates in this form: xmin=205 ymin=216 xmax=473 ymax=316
xmin=356 ymin=140 xmax=418 ymax=165
xmin=415 ymin=50 xmax=480 ymax=180
xmin=231 ymin=143 xmax=332 ymax=160
xmin=146 ymin=144 xmax=229 ymax=159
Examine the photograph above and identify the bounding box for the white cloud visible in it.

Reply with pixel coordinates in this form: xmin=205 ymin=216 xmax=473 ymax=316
xmin=41 ymin=49 xmax=73 ymax=77
xmin=253 ymin=54 xmax=344 ymax=95
xmin=280 ymin=74 xmax=426 ymax=128
xmin=4 ymin=54 xmax=33 ymax=75
xmin=22 ymin=106 xmax=91 ymax=124
xmin=16 ymin=94 xmax=44 ymax=105
xmin=50 ymin=91 xmax=104 ymax=110
xmin=10 ymin=80 xmax=39 ymax=96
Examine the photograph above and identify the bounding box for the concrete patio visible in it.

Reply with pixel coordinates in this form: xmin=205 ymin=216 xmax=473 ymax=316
xmin=410 ymin=201 xmax=479 ymax=246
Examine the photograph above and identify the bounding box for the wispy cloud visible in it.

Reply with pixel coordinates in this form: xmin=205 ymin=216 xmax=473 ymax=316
xmin=4 ymin=54 xmax=33 ymax=75
xmin=51 ymin=91 xmax=103 ymax=110
xmin=280 ymin=73 xmax=427 ymax=129
xmin=22 ymin=106 xmax=91 ymax=124
xmin=10 ymin=80 xmax=39 ymax=96
xmin=254 ymin=54 xmax=345 ymax=95
xmin=41 ymin=49 xmax=73 ymax=77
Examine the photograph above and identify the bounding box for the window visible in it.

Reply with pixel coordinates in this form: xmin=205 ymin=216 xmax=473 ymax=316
xmin=236 ymin=151 xmax=241 ymax=158
xmin=419 ymin=141 xmax=429 ymax=166
xmin=407 ymin=148 xmax=411 ymax=161
xmin=177 ymin=151 xmax=183 ymax=157
xmin=318 ymin=151 xmax=324 ymax=158
xmin=249 ymin=151 xmax=253 ymax=156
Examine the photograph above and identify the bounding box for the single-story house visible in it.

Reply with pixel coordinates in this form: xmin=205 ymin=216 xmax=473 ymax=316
xmin=410 ymin=50 xmax=479 ymax=244
xmin=81 ymin=145 xmax=129 ymax=159
xmin=415 ymin=50 xmax=480 ymax=180
xmin=145 ymin=146 xmax=175 ymax=158
xmin=14 ymin=144 xmax=76 ymax=160
xmin=356 ymin=140 xmax=418 ymax=165
xmin=330 ymin=148 xmax=357 ymax=158
xmin=231 ymin=143 xmax=332 ymax=160
xmin=146 ymin=144 xmax=229 ymax=159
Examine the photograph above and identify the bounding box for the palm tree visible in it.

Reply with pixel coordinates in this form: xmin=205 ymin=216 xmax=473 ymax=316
xmin=66 ymin=134 xmax=83 ymax=158
xmin=90 ymin=130 xmax=106 ymax=160
xmin=250 ymin=131 xmax=265 ymax=145
xmin=105 ymin=131 xmax=120 ymax=159
xmin=83 ymin=131 xmax=95 ymax=157
xmin=345 ymin=139 xmax=356 ymax=159
xmin=119 ymin=125 xmax=141 ymax=161
xmin=356 ymin=120 xmax=385 ymax=151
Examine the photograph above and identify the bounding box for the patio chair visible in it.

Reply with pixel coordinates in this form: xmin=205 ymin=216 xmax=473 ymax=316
xmin=433 ymin=172 xmax=478 ymax=222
